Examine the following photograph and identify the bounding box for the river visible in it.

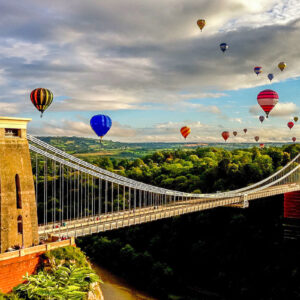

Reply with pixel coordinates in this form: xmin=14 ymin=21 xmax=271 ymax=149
xmin=92 ymin=263 xmax=157 ymax=300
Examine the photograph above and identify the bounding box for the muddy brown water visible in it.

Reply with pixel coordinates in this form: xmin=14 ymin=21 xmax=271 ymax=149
xmin=92 ymin=263 xmax=157 ymax=300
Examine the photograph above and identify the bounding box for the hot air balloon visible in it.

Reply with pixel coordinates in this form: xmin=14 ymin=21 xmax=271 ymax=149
xmin=292 ymin=137 xmax=296 ymax=142
xmin=254 ymin=66 xmax=262 ymax=76
xmin=259 ymin=115 xmax=265 ymax=123
xmin=268 ymin=73 xmax=274 ymax=82
xmin=257 ymin=89 xmax=279 ymax=118
xmin=287 ymin=122 xmax=294 ymax=130
xmin=294 ymin=116 xmax=298 ymax=122
xmin=220 ymin=43 xmax=228 ymax=53
xmin=254 ymin=136 xmax=259 ymax=142
xmin=90 ymin=114 xmax=112 ymax=142
xmin=278 ymin=62 xmax=286 ymax=71
xmin=197 ymin=19 xmax=206 ymax=31
xmin=222 ymin=131 xmax=230 ymax=142
xmin=180 ymin=126 xmax=191 ymax=139
xmin=30 ymin=88 xmax=53 ymax=117
xmin=260 ymin=143 xmax=264 ymax=148
xmin=243 ymin=128 xmax=247 ymax=134
xmin=233 ymin=131 xmax=237 ymax=136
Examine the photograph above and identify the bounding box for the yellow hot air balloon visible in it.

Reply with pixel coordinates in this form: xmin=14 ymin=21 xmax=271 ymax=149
xmin=278 ymin=62 xmax=286 ymax=71
xmin=197 ymin=19 xmax=206 ymax=31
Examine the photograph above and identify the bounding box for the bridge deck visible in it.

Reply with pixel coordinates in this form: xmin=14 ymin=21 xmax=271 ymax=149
xmin=38 ymin=183 xmax=300 ymax=238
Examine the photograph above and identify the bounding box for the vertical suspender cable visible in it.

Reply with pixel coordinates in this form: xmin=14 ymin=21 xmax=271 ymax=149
xmin=123 ymin=185 xmax=125 ymax=211
xmin=74 ymin=169 xmax=76 ymax=220
xmin=111 ymin=182 xmax=114 ymax=214
xmin=35 ymin=154 xmax=38 ymax=207
xmin=67 ymin=167 xmax=69 ymax=221
xmin=84 ymin=173 xmax=87 ymax=219
xmin=99 ymin=178 xmax=102 ymax=216
xmin=91 ymin=176 xmax=94 ymax=218
xmin=129 ymin=187 xmax=131 ymax=211
xmin=77 ymin=171 xmax=80 ymax=220
xmin=117 ymin=184 xmax=120 ymax=213
xmin=105 ymin=180 xmax=108 ymax=214
xmin=134 ymin=188 xmax=136 ymax=211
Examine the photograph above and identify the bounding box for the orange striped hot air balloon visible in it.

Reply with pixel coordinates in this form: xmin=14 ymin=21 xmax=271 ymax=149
xmin=180 ymin=126 xmax=191 ymax=139
xmin=30 ymin=88 xmax=53 ymax=117
xmin=197 ymin=19 xmax=206 ymax=31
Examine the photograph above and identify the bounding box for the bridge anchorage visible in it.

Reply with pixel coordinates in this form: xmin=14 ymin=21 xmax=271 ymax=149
xmin=1 ymin=116 xmax=300 ymax=252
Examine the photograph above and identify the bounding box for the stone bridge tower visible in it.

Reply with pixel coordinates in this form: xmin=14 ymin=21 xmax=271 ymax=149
xmin=0 ymin=117 xmax=38 ymax=253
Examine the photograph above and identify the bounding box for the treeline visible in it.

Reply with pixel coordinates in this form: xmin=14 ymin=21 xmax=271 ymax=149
xmin=85 ymin=144 xmax=300 ymax=193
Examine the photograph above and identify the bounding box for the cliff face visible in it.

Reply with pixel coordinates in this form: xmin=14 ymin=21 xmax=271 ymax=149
xmin=88 ymin=282 xmax=104 ymax=300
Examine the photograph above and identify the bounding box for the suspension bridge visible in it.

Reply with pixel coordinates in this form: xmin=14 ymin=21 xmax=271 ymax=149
xmin=26 ymin=134 xmax=300 ymax=239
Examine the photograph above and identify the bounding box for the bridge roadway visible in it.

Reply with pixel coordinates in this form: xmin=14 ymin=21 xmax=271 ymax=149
xmin=38 ymin=183 xmax=300 ymax=238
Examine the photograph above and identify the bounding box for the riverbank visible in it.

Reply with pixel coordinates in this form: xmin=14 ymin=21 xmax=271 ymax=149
xmin=93 ymin=263 xmax=156 ymax=300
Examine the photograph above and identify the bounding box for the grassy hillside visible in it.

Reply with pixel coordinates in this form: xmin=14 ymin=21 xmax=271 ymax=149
xmin=37 ymin=136 xmax=289 ymax=160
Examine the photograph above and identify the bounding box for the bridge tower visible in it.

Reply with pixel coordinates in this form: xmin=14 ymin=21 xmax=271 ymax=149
xmin=0 ymin=117 xmax=38 ymax=253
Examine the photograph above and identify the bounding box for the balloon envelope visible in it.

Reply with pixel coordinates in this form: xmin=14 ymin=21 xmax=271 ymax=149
xmin=287 ymin=122 xmax=294 ymax=130
xmin=278 ymin=62 xmax=286 ymax=71
xmin=197 ymin=19 xmax=206 ymax=31
xmin=257 ymin=89 xmax=279 ymax=118
xmin=259 ymin=116 xmax=265 ymax=123
xmin=254 ymin=136 xmax=259 ymax=142
xmin=233 ymin=131 xmax=237 ymax=136
xmin=180 ymin=126 xmax=191 ymax=139
xmin=259 ymin=143 xmax=264 ymax=148
xmin=222 ymin=131 xmax=230 ymax=141
xmin=90 ymin=115 xmax=112 ymax=139
xmin=243 ymin=128 xmax=247 ymax=134
xmin=294 ymin=116 xmax=298 ymax=122
xmin=220 ymin=43 xmax=228 ymax=52
xmin=292 ymin=137 xmax=296 ymax=142
xmin=268 ymin=73 xmax=274 ymax=81
xmin=254 ymin=66 xmax=262 ymax=75
xmin=30 ymin=88 xmax=53 ymax=117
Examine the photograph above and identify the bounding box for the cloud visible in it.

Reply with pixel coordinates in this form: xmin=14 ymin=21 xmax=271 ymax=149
xmin=249 ymin=102 xmax=299 ymax=117
xmin=2 ymin=0 xmax=300 ymax=141
xmin=0 ymin=102 xmax=20 ymax=114
xmin=1 ymin=0 xmax=300 ymax=111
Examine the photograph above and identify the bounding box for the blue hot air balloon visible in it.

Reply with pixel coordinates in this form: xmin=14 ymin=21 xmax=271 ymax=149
xmin=220 ymin=43 xmax=228 ymax=53
xmin=90 ymin=114 xmax=112 ymax=141
xmin=268 ymin=73 xmax=274 ymax=82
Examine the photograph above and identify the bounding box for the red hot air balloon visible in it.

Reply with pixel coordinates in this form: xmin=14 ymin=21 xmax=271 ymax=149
xmin=259 ymin=115 xmax=265 ymax=123
xmin=254 ymin=136 xmax=259 ymax=142
xmin=260 ymin=143 xmax=264 ymax=148
xmin=180 ymin=126 xmax=191 ymax=139
xmin=257 ymin=89 xmax=279 ymax=118
xmin=233 ymin=131 xmax=237 ymax=136
xmin=292 ymin=137 xmax=296 ymax=142
xmin=222 ymin=131 xmax=230 ymax=142
xmin=243 ymin=128 xmax=247 ymax=134
xmin=287 ymin=122 xmax=294 ymax=130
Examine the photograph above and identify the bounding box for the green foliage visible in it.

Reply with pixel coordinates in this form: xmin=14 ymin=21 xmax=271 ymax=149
xmin=0 ymin=293 xmax=21 ymax=300
xmin=14 ymin=265 xmax=100 ymax=300
xmin=44 ymin=246 xmax=89 ymax=268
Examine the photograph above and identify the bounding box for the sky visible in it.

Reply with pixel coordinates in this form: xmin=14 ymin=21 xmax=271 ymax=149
xmin=1 ymin=0 xmax=300 ymax=142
